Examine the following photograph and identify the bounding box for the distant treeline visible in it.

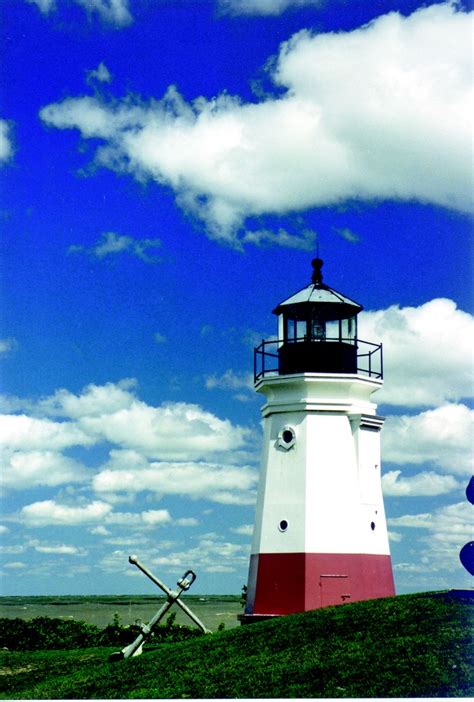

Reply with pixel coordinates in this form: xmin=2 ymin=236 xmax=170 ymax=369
xmin=0 ymin=612 xmax=204 ymax=651
xmin=0 ymin=594 xmax=239 ymax=606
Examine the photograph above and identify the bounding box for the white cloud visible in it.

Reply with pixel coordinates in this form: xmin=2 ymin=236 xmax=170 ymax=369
xmin=79 ymin=401 xmax=251 ymax=461
xmin=382 ymin=470 xmax=460 ymax=497
xmin=90 ymin=525 xmax=110 ymax=536
xmin=2 ymin=450 xmax=89 ymax=490
xmin=383 ymin=403 xmax=473 ymax=474
xmin=69 ymin=232 xmax=162 ymax=263
xmin=76 ymin=0 xmax=131 ymax=25
xmin=0 ymin=414 xmax=96 ymax=451
xmin=93 ymin=455 xmax=257 ymax=505
xmin=21 ymin=499 xmax=112 ymax=526
xmin=175 ymin=517 xmax=199 ymax=527
xmin=140 ymin=509 xmax=172 ymax=526
xmin=242 ymin=227 xmax=316 ymax=250
xmin=389 ymin=501 xmax=473 ymax=588
xmin=26 ymin=0 xmax=132 ymax=25
xmin=205 ymin=369 xmax=253 ymax=391
xmin=388 ymin=513 xmax=433 ymax=529
xmin=40 ymin=4 xmax=472 ymax=246
xmin=5 ymin=381 xmax=251 ymax=461
xmin=0 ymin=526 xmax=9 ymax=534
xmin=1 ymin=381 xmax=257 ymax=516
xmin=26 ymin=0 xmax=55 ymax=12
xmin=219 ymin=0 xmax=320 ymax=15
xmin=359 ymin=299 xmax=474 ymax=407
xmin=387 ymin=531 xmax=402 ymax=544
xmin=150 ymin=533 xmax=250 ymax=574
xmin=231 ymin=524 xmax=253 ymax=536
xmin=4 ymin=561 xmax=27 ymax=569
xmin=0 ymin=338 xmax=18 ymax=354
xmin=38 ymin=379 xmax=137 ymax=419
xmin=34 ymin=544 xmax=84 ymax=555
xmin=87 ymin=62 xmax=112 ymax=85
xmin=0 ymin=121 xmax=13 ymax=164
xmin=0 ymin=544 xmax=26 ymax=555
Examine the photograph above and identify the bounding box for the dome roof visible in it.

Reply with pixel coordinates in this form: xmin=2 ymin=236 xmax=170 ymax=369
xmin=272 ymin=258 xmax=363 ymax=319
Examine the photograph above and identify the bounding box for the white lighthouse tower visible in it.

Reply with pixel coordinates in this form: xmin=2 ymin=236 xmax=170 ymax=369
xmin=241 ymin=258 xmax=395 ymax=622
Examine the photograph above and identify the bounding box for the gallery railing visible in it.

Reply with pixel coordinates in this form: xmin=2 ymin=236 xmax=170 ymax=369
xmin=254 ymin=337 xmax=383 ymax=382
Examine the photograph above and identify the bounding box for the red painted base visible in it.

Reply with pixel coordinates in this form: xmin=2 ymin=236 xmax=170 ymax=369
xmin=245 ymin=552 xmax=395 ymax=616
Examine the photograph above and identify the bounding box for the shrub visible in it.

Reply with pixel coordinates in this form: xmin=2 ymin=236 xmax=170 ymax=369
xmin=0 ymin=614 xmax=204 ymax=652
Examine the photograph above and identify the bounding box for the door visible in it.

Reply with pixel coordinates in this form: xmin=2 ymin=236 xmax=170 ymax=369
xmin=320 ymin=574 xmax=351 ymax=607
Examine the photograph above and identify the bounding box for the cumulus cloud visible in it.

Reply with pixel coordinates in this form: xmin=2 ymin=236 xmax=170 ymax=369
xmin=140 ymin=509 xmax=172 ymax=526
xmin=0 ymin=120 xmax=13 ymax=164
xmin=0 ymin=414 xmax=95 ymax=451
xmin=78 ymin=400 xmax=251 ymax=461
xmin=21 ymin=499 xmax=112 ymax=526
xmin=38 ymin=379 xmax=137 ymax=419
xmin=33 ymin=381 xmax=250 ymax=464
xmin=86 ymin=62 xmax=112 ymax=85
xmin=241 ymin=227 xmax=316 ymax=250
xmin=150 ymin=533 xmax=250 ymax=574
xmin=76 ymin=0 xmax=132 ymax=24
xmin=205 ymin=369 xmax=253 ymax=392
xmin=383 ymin=403 xmax=473 ymax=474
xmin=382 ymin=470 xmax=460 ymax=497
xmin=175 ymin=517 xmax=199 ymax=527
xmin=90 ymin=525 xmax=110 ymax=536
xmin=231 ymin=524 xmax=254 ymax=535
xmin=26 ymin=0 xmax=132 ymax=25
xmin=359 ymin=299 xmax=474 ymax=407
xmin=25 ymin=0 xmax=55 ymax=11
xmin=34 ymin=543 xmax=85 ymax=555
xmin=39 ymin=4 xmax=472 ymax=246
xmin=69 ymin=232 xmax=162 ymax=263
xmin=2 ymin=450 xmax=89 ymax=490
xmin=389 ymin=501 xmax=473 ymax=588
xmin=93 ymin=453 xmax=257 ymax=505
xmin=1 ymin=380 xmax=256 ymax=511
xmin=219 ymin=0 xmax=320 ymax=15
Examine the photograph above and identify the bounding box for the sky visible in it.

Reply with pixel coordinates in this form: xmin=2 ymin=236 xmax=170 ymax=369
xmin=0 ymin=0 xmax=472 ymax=598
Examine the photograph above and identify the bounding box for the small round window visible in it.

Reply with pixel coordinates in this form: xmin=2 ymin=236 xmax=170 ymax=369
xmin=277 ymin=425 xmax=296 ymax=450
xmin=279 ymin=520 xmax=288 ymax=532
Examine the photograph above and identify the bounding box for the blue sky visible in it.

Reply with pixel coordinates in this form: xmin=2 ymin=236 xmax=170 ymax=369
xmin=0 ymin=0 xmax=472 ymax=597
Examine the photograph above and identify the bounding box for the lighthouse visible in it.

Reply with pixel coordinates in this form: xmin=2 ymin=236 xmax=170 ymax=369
xmin=241 ymin=258 xmax=395 ymax=622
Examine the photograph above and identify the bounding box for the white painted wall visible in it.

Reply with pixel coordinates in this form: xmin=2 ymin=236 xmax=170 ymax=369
xmin=250 ymin=373 xmax=391 ymax=559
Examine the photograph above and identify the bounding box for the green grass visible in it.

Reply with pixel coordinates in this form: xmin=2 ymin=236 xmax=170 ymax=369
xmin=0 ymin=592 xmax=472 ymax=699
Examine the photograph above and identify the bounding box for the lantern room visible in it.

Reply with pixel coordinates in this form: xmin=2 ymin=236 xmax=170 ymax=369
xmin=254 ymin=258 xmax=383 ymax=380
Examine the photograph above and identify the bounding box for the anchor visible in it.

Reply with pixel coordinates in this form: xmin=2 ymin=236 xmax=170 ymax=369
xmin=109 ymin=554 xmax=211 ymax=661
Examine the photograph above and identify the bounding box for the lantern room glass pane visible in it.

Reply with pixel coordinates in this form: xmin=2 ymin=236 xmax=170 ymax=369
xmin=311 ymin=315 xmax=325 ymax=341
xmin=341 ymin=316 xmax=357 ymax=343
xmin=325 ymin=319 xmax=339 ymax=341
xmin=286 ymin=318 xmax=307 ymax=342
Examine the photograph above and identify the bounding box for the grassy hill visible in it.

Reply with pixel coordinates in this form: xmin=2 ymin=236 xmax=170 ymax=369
xmin=0 ymin=591 xmax=472 ymax=699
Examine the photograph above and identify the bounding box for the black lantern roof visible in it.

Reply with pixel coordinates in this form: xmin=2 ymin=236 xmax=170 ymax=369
xmin=272 ymin=258 xmax=362 ymax=320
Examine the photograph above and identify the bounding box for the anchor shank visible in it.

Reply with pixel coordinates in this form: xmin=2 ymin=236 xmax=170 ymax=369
xmin=129 ymin=556 xmax=211 ymax=633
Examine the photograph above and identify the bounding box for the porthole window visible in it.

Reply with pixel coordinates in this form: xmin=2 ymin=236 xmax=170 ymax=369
xmin=277 ymin=425 xmax=296 ymax=450
xmin=279 ymin=520 xmax=289 ymax=532
xmin=370 ymin=521 xmax=376 ymax=531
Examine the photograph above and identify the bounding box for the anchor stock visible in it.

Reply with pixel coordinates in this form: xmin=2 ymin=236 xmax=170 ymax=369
xmin=109 ymin=555 xmax=211 ymax=661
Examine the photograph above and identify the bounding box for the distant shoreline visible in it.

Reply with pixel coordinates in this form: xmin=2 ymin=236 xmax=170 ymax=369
xmin=0 ymin=595 xmax=242 ymax=631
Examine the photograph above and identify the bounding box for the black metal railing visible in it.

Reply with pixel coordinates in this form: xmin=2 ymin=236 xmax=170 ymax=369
xmin=254 ymin=337 xmax=383 ymax=382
